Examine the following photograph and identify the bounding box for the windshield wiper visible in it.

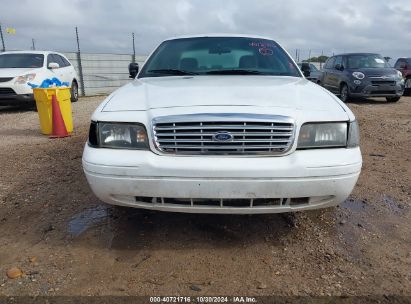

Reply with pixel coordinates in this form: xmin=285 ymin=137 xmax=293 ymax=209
xmin=147 ymin=69 xmax=198 ymax=76
xmin=205 ymin=69 xmax=269 ymax=75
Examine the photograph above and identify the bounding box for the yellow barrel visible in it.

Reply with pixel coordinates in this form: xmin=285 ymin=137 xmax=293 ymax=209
xmin=33 ymin=87 xmax=73 ymax=135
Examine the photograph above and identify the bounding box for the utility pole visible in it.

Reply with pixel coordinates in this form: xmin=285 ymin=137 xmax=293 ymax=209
xmin=0 ymin=23 xmax=5 ymax=52
xmin=320 ymin=50 xmax=324 ymax=69
xmin=75 ymin=27 xmax=85 ymax=97
xmin=31 ymin=38 xmax=35 ymax=50
xmin=132 ymin=32 xmax=136 ymax=63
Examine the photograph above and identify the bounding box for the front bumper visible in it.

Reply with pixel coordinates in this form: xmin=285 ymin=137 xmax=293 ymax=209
xmin=82 ymin=145 xmax=362 ymax=214
xmin=0 ymin=83 xmax=34 ymax=105
xmin=349 ymin=80 xmax=404 ymax=98
xmin=0 ymin=92 xmax=34 ymax=105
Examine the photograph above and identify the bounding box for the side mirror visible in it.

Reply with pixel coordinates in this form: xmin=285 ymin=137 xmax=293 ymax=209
xmin=48 ymin=62 xmax=60 ymax=69
xmin=129 ymin=63 xmax=139 ymax=78
xmin=335 ymin=64 xmax=344 ymax=71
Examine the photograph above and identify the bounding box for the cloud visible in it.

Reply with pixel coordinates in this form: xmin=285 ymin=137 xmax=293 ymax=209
xmin=0 ymin=0 xmax=409 ymax=60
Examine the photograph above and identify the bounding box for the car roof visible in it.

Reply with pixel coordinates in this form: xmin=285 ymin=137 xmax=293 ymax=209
xmin=164 ymin=33 xmax=277 ymax=41
xmin=0 ymin=50 xmax=65 ymax=56
xmin=331 ymin=52 xmax=381 ymax=57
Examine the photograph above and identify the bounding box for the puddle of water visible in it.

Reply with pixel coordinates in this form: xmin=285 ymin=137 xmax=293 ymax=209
xmin=340 ymin=198 xmax=367 ymax=212
xmin=382 ymin=195 xmax=404 ymax=213
xmin=68 ymin=205 xmax=109 ymax=237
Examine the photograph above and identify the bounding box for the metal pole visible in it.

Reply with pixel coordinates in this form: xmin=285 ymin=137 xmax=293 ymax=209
xmin=320 ymin=50 xmax=324 ymax=69
xmin=132 ymin=32 xmax=136 ymax=63
xmin=32 ymin=38 xmax=35 ymax=50
xmin=75 ymin=27 xmax=85 ymax=97
xmin=0 ymin=23 xmax=5 ymax=52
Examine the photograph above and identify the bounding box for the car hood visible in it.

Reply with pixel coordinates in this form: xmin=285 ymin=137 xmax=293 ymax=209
xmin=348 ymin=67 xmax=399 ymax=78
xmin=0 ymin=68 xmax=39 ymax=78
xmin=102 ymin=76 xmax=345 ymax=113
xmin=308 ymin=71 xmax=322 ymax=78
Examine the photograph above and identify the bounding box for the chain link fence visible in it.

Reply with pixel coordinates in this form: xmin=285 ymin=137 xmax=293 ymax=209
xmin=62 ymin=52 xmax=146 ymax=96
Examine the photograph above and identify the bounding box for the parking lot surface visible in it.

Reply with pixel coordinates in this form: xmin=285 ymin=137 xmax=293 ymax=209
xmin=0 ymin=96 xmax=410 ymax=296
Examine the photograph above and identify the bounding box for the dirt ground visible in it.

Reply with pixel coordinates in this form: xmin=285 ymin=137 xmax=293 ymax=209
xmin=0 ymin=95 xmax=410 ymax=297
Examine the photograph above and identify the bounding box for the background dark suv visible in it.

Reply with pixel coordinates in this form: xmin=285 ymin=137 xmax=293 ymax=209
xmin=319 ymin=53 xmax=405 ymax=102
xmin=394 ymin=57 xmax=411 ymax=96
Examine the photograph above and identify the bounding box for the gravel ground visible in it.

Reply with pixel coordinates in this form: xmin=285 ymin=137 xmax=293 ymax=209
xmin=0 ymin=96 xmax=410 ymax=297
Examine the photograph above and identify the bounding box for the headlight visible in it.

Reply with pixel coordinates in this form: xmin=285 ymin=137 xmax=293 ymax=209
xmin=396 ymin=70 xmax=404 ymax=80
xmin=297 ymin=122 xmax=348 ymax=149
xmin=88 ymin=121 xmax=149 ymax=149
xmin=14 ymin=73 xmax=36 ymax=84
xmin=347 ymin=120 xmax=360 ymax=148
xmin=352 ymin=72 xmax=365 ymax=80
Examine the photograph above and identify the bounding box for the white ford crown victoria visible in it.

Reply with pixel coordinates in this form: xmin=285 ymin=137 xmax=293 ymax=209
xmin=82 ymin=35 xmax=362 ymax=214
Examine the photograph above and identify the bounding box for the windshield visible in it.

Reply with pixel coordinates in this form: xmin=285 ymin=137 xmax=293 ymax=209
xmin=299 ymin=63 xmax=319 ymax=72
xmin=0 ymin=54 xmax=44 ymax=68
xmin=347 ymin=54 xmax=390 ymax=69
xmin=139 ymin=37 xmax=301 ymax=78
xmin=309 ymin=64 xmax=319 ymax=71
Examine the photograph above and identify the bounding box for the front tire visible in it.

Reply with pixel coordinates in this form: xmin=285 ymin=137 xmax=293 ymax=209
xmin=339 ymin=83 xmax=349 ymax=103
xmin=71 ymin=81 xmax=79 ymax=102
xmin=386 ymin=96 xmax=400 ymax=103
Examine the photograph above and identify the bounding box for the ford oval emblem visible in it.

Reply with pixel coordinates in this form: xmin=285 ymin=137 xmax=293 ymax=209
xmin=213 ymin=131 xmax=233 ymax=142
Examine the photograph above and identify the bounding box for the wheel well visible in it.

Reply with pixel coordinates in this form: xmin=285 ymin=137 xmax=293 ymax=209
xmin=339 ymin=82 xmax=350 ymax=94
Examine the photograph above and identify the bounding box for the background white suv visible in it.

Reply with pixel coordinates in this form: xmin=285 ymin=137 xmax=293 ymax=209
xmin=0 ymin=51 xmax=79 ymax=106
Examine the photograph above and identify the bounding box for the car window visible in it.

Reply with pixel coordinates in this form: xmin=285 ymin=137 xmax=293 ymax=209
xmin=334 ymin=56 xmax=342 ymax=68
xmin=47 ymin=54 xmax=54 ymax=66
xmin=47 ymin=54 xmax=64 ymax=68
xmin=324 ymin=57 xmax=335 ymax=69
xmin=59 ymin=55 xmax=71 ymax=67
xmin=139 ymin=37 xmax=301 ymax=78
xmin=406 ymin=58 xmax=411 ymax=65
xmin=309 ymin=64 xmax=319 ymax=72
xmin=0 ymin=54 xmax=44 ymax=68
xmin=394 ymin=60 xmax=402 ymax=68
xmin=52 ymin=54 xmax=66 ymax=67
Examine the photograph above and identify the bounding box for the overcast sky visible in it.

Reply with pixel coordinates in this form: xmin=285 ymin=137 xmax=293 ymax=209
xmin=1 ymin=0 xmax=410 ymax=61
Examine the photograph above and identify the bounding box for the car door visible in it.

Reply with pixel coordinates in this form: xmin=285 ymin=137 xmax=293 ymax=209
xmin=322 ymin=57 xmax=336 ymax=91
xmin=328 ymin=56 xmax=344 ymax=93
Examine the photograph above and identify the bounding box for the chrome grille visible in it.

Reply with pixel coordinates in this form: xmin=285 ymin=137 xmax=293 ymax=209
xmin=371 ymin=80 xmax=395 ymax=86
xmin=152 ymin=114 xmax=295 ymax=155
